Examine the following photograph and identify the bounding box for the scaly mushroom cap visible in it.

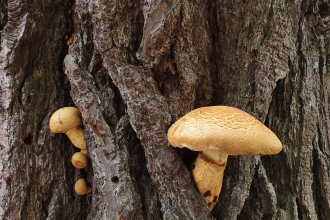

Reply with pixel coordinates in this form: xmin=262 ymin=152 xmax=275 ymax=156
xmin=49 ymin=107 xmax=82 ymax=133
xmin=167 ymin=106 xmax=282 ymax=156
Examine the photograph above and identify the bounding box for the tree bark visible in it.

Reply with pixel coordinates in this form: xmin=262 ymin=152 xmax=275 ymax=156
xmin=1 ymin=0 xmax=330 ymax=219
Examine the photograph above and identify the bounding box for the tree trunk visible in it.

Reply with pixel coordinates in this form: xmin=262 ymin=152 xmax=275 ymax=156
xmin=1 ymin=0 xmax=329 ymax=219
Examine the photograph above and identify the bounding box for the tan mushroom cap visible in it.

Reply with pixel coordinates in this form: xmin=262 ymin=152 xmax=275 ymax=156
xmin=49 ymin=107 xmax=82 ymax=133
xmin=74 ymin=178 xmax=91 ymax=195
xmin=71 ymin=152 xmax=88 ymax=169
xmin=167 ymin=106 xmax=282 ymax=156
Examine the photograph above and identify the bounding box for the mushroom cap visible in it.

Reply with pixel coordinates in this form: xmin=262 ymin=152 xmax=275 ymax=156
xmin=71 ymin=152 xmax=88 ymax=169
xmin=49 ymin=107 xmax=82 ymax=133
xmin=167 ymin=106 xmax=282 ymax=156
xmin=74 ymin=178 xmax=91 ymax=195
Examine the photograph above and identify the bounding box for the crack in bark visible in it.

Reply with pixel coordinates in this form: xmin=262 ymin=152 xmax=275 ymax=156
xmin=87 ymin=0 xmax=214 ymax=218
xmin=64 ymin=52 xmax=144 ymax=219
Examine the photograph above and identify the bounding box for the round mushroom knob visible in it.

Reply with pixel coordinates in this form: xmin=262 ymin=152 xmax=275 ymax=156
xmin=74 ymin=178 xmax=92 ymax=195
xmin=167 ymin=106 xmax=282 ymax=211
xmin=71 ymin=152 xmax=88 ymax=169
xmin=49 ymin=107 xmax=86 ymax=150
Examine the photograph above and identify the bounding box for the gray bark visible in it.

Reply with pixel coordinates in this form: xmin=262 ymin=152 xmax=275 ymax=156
xmin=1 ymin=0 xmax=330 ymax=219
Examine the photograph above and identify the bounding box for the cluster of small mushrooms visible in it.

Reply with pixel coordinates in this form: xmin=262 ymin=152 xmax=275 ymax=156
xmin=167 ymin=106 xmax=282 ymax=211
xmin=49 ymin=107 xmax=91 ymax=196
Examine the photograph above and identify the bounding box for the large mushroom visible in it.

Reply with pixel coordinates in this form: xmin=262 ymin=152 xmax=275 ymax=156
xmin=167 ymin=106 xmax=282 ymax=211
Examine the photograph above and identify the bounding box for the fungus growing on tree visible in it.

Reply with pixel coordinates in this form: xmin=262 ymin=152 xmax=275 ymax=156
xmin=167 ymin=106 xmax=282 ymax=211
xmin=80 ymin=149 xmax=88 ymax=155
xmin=49 ymin=107 xmax=86 ymax=150
xmin=71 ymin=152 xmax=88 ymax=169
xmin=74 ymin=178 xmax=92 ymax=195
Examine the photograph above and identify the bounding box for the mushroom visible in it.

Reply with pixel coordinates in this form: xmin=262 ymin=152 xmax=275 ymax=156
xmin=167 ymin=106 xmax=282 ymax=211
xmin=80 ymin=149 xmax=88 ymax=155
xmin=71 ymin=152 xmax=88 ymax=169
xmin=74 ymin=178 xmax=92 ymax=195
xmin=49 ymin=107 xmax=86 ymax=150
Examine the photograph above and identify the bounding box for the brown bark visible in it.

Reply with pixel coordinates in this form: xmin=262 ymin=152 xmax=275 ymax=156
xmin=1 ymin=0 xmax=330 ymax=219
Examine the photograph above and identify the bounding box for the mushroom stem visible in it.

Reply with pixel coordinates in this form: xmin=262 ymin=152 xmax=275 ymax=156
xmin=80 ymin=149 xmax=88 ymax=155
xmin=191 ymin=149 xmax=228 ymax=211
xmin=65 ymin=126 xmax=86 ymax=150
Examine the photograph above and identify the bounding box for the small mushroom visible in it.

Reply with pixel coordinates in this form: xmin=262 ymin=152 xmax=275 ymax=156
xmin=71 ymin=152 xmax=88 ymax=169
xmin=167 ymin=106 xmax=282 ymax=211
xmin=74 ymin=178 xmax=92 ymax=195
xmin=49 ymin=107 xmax=86 ymax=150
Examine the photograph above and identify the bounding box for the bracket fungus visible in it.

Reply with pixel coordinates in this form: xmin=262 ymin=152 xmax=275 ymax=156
xmin=167 ymin=106 xmax=282 ymax=211
xmin=74 ymin=178 xmax=92 ymax=195
xmin=49 ymin=107 xmax=86 ymax=150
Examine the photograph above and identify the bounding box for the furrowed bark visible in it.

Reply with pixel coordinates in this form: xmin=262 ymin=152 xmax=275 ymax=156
xmin=213 ymin=1 xmax=330 ymax=219
xmin=86 ymin=0 xmax=214 ymax=218
xmin=0 ymin=0 xmax=83 ymax=219
xmin=1 ymin=0 xmax=330 ymax=219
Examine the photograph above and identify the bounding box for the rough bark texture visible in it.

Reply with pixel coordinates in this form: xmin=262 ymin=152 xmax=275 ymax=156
xmin=1 ymin=0 xmax=330 ymax=219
